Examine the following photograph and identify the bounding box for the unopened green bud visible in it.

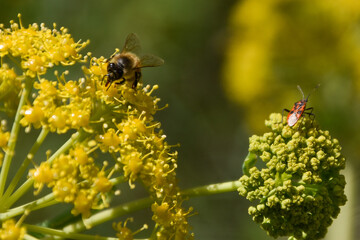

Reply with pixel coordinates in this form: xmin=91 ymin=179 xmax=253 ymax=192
xmin=238 ymin=113 xmax=347 ymax=239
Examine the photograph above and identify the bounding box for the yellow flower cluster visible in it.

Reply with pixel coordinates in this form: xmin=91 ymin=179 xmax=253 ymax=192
xmin=0 ymin=64 xmax=21 ymax=115
xmin=29 ymin=145 xmax=112 ymax=218
xmin=0 ymin=15 xmax=193 ymax=239
xmin=0 ymin=14 xmax=88 ymax=78
xmin=113 ymin=218 xmax=148 ymax=240
xmin=86 ymin=58 xmax=193 ymax=238
xmin=0 ymin=219 xmax=26 ymax=240
xmin=20 ymin=75 xmax=92 ymax=133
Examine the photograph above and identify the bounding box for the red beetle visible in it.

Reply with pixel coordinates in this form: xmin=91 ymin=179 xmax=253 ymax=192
xmin=283 ymin=84 xmax=320 ymax=127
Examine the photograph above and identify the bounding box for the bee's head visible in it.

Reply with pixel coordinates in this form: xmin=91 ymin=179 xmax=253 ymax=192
xmin=106 ymin=62 xmax=124 ymax=81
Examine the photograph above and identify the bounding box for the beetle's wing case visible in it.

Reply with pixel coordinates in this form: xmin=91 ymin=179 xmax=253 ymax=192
xmin=287 ymin=113 xmax=299 ymax=127
xmin=121 ymin=33 xmax=142 ymax=55
xmin=139 ymin=54 xmax=164 ymax=68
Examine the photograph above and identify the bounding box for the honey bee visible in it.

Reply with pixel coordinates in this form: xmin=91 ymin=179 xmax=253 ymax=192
xmin=103 ymin=33 xmax=164 ymax=90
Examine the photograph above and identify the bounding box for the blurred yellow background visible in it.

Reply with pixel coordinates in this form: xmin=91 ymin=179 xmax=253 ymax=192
xmin=0 ymin=0 xmax=358 ymax=239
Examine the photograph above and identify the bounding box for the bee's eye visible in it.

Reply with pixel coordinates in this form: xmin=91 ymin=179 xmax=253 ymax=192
xmin=108 ymin=63 xmax=115 ymax=69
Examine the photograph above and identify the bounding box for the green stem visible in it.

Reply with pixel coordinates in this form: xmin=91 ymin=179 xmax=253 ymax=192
xmin=42 ymin=176 xmax=127 ymax=229
xmin=109 ymin=175 xmax=127 ymax=185
xmin=62 ymin=180 xmax=242 ymax=233
xmin=24 ymin=234 xmax=40 ymax=240
xmin=242 ymin=152 xmax=257 ymax=176
xmin=181 ymin=180 xmax=243 ymax=197
xmin=2 ymin=127 xmax=49 ymax=201
xmin=0 ymin=77 xmax=34 ymax=197
xmin=0 ymin=176 xmax=127 ymax=221
xmin=0 ymin=193 xmax=56 ymax=221
xmin=24 ymin=224 xmax=119 ymax=240
xmin=62 ymin=197 xmax=153 ymax=233
xmin=2 ymin=131 xmax=86 ymax=209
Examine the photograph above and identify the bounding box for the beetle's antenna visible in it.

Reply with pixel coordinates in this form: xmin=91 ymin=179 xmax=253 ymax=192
xmin=297 ymin=85 xmax=305 ymax=100
xmin=306 ymin=83 xmax=321 ymax=101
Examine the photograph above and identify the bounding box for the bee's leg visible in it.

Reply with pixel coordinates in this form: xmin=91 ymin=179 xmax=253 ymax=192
xmin=115 ymin=78 xmax=126 ymax=85
xmin=102 ymin=74 xmax=108 ymax=85
xmin=132 ymin=71 xmax=142 ymax=89
xmin=106 ymin=82 xmax=112 ymax=91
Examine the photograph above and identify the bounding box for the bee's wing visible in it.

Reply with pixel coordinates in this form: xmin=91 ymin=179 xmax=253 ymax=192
xmin=121 ymin=33 xmax=141 ymax=54
xmin=139 ymin=54 xmax=164 ymax=68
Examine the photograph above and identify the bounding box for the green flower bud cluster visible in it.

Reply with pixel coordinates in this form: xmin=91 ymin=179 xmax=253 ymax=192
xmin=238 ymin=113 xmax=347 ymax=240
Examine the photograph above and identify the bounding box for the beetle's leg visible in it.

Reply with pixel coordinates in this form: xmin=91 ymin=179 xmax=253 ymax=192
xmin=294 ymin=107 xmax=315 ymax=131
xmin=304 ymin=107 xmax=314 ymax=119
xmin=303 ymin=107 xmax=315 ymax=125
xmin=282 ymin=109 xmax=290 ymax=124
xmin=297 ymin=115 xmax=306 ymax=130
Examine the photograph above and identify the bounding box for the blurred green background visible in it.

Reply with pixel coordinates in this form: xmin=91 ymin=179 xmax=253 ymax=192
xmin=1 ymin=0 xmax=359 ymax=239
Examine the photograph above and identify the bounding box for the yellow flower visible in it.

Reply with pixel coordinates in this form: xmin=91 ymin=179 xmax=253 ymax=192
xmin=0 ymin=219 xmax=26 ymax=240
xmin=113 ymin=218 xmax=148 ymax=240
xmin=0 ymin=15 xmax=88 ymax=77
xmin=98 ymin=128 xmax=121 ymax=152
xmin=93 ymin=172 xmax=113 ymax=193
xmin=0 ymin=65 xmax=22 ymax=115
xmin=71 ymin=190 xmax=95 ymax=218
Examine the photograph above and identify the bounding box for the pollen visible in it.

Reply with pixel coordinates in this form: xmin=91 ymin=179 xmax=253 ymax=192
xmin=70 ymin=110 xmax=90 ymax=128
xmin=0 ymin=131 xmax=10 ymax=149
xmin=122 ymin=151 xmax=143 ymax=179
xmin=94 ymin=174 xmax=113 ymax=193
xmin=73 ymin=146 xmax=90 ymax=165
xmin=99 ymin=129 xmax=121 ymax=150
xmin=89 ymin=65 xmax=105 ymax=76
xmin=29 ymin=162 xmax=54 ymax=184
xmin=53 ymin=179 xmax=77 ymax=203
xmin=113 ymin=218 xmax=148 ymax=240
xmin=113 ymin=221 xmax=134 ymax=240
xmin=23 ymin=106 xmax=44 ymax=125
xmin=49 ymin=108 xmax=67 ymax=132
xmin=22 ymin=55 xmax=46 ymax=74
xmin=71 ymin=190 xmax=94 ymax=218
xmin=151 ymin=202 xmax=172 ymax=226
xmin=64 ymin=81 xmax=79 ymax=95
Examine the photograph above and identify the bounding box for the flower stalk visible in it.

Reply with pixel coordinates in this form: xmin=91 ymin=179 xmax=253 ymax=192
xmin=24 ymin=224 xmax=119 ymax=240
xmin=2 ymin=127 xmax=49 ymax=200
xmin=181 ymin=180 xmax=243 ymax=197
xmin=1 ymin=131 xmax=85 ymax=211
xmin=0 ymin=76 xmax=34 ymax=197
